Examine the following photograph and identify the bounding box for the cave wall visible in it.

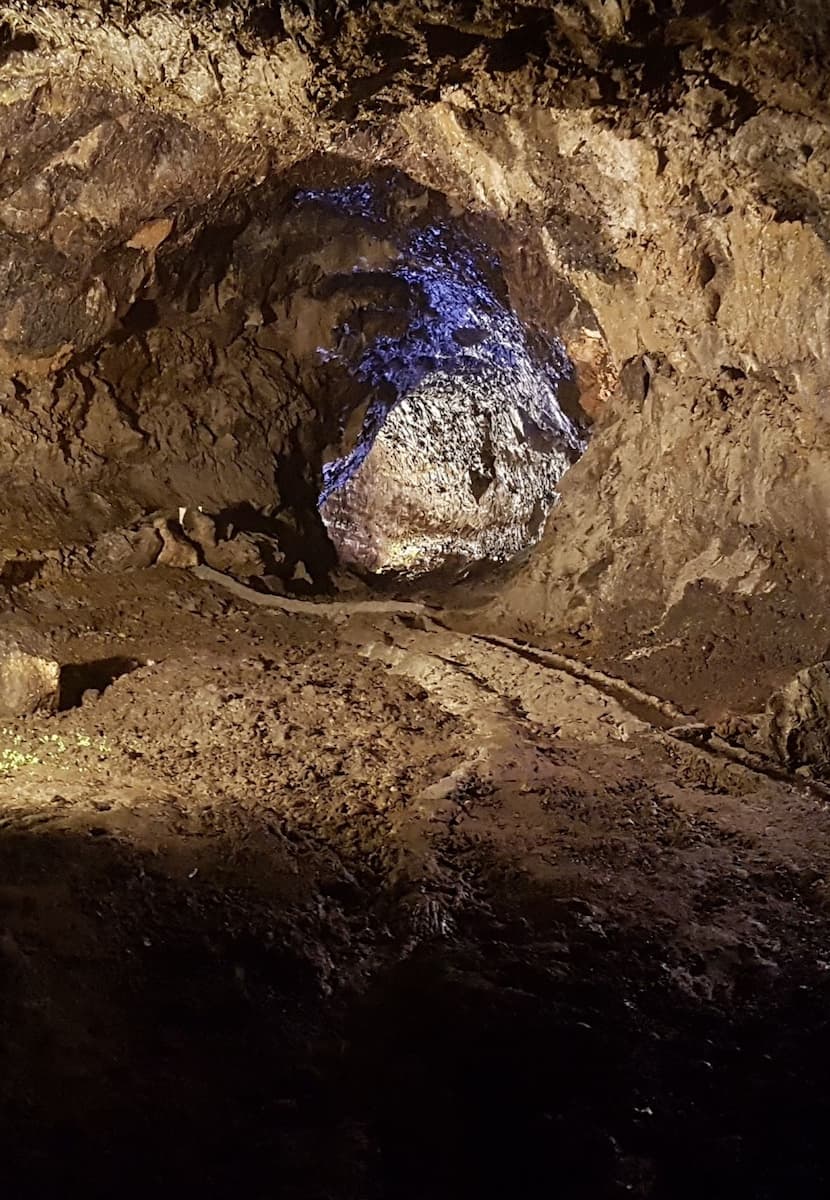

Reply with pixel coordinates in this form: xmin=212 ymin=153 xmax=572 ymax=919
xmin=1 ymin=1 xmax=829 ymax=708
xmin=370 ymin=99 xmax=830 ymax=710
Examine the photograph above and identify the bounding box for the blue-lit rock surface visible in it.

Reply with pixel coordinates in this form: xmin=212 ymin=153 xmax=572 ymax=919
xmin=321 ymin=363 xmax=577 ymax=574
xmin=307 ymin=188 xmax=586 ymax=575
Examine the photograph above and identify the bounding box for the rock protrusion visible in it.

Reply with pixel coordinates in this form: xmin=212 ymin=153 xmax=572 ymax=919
xmin=153 ymin=517 xmax=201 ymax=569
xmin=0 ymin=634 xmax=60 ymax=719
xmin=764 ymin=661 xmax=830 ymax=777
xmin=91 ymin=527 xmax=164 ymax=573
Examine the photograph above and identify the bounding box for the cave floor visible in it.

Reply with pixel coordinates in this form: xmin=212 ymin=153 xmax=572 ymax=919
xmin=1 ymin=567 xmax=830 ymax=1199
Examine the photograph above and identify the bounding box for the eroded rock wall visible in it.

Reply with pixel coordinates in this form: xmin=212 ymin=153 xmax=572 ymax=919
xmin=0 ymin=1 xmax=828 ymax=709
xmin=371 ymin=99 xmax=830 ymax=709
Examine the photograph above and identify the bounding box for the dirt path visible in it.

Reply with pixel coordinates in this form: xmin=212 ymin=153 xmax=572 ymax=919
xmin=202 ymin=563 xmax=830 ymax=802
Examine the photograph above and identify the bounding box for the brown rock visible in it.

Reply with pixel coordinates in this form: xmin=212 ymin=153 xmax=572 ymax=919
xmin=153 ymin=519 xmax=200 ymax=569
xmin=126 ymin=217 xmax=174 ymax=252
xmin=0 ymin=634 xmax=60 ymax=719
xmin=91 ymin=527 xmax=164 ymax=572
xmin=204 ymin=532 xmax=268 ymax=578
xmin=764 ymin=662 xmax=830 ymax=777
xmin=181 ymin=509 xmax=218 ymax=552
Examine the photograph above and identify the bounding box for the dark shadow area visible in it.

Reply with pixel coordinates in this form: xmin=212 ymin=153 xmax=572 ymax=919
xmin=120 ymin=297 xmax=160 ymax=334
xmin=0 ymin=558 xmax=46 ymax=589
xmin=347 ymin=945 xmax=830 ymax=1200
xmin=58 ymin=657 xmax=143 ymax=710
xmin=0 ymin=24 xmax=37 ymax=65
xmin=1 ymin=822 xmax=829 ymax=1199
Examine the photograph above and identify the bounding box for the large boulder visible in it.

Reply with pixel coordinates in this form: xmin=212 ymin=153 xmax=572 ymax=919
xmin=764 ymin=662 xmax=830 ymax=778
xmin=0 ymin=633 xmax=60 ymax=720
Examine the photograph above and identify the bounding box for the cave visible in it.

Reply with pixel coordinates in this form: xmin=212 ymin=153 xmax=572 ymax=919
xmin=308 ymin=175 xmax=589 ymax=578
xmin=2 ymin=3 xmax=830 ymax=1198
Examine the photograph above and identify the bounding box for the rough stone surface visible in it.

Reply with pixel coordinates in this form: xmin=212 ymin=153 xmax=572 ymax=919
xmin=202 ymin=530 xmax=274 ymax=578
xmin=321 ymin=364 xmax=575 ymax=575
xmin=2 ymin=7 xmax=830 ymax=1196
xmin=2 ymin=567 xmax=830 ymax=1195
xmin=90 ymin=527 xmax=164 ymax=573
xmin=0 ymin=634 xmax=59 ymax=719
xmin=153 ymin=518 xmax=201 ymax=569
xmin=764 ymin=662 xmax=830 ymax=777
xmin=0 ymin=0 xmax=828 ymax=705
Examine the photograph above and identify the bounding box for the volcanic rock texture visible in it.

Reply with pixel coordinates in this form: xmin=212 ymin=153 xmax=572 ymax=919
xmin=1 ymin=3 xmax=830 ymax=1198
xmin=321 ymin=364 xmax=577 ymax=575
xmin=0 ymin=0 xmax=827 ymax=703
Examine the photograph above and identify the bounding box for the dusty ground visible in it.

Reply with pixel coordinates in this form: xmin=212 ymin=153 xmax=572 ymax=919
xmin=0 ymin=564 xmax=829 ymax=1198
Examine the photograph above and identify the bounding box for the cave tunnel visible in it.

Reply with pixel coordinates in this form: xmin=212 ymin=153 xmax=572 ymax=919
xmin=306 ymin=171 xmax=592 ymax=580
xmin=2 ymin=3 xmax=830 ymax=1198
xmin=0 ymin=151 xmax=602 ymax=593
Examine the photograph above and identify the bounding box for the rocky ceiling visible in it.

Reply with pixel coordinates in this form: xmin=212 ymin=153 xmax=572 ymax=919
xmin=0 ymin=0 xmax=829 ymax=715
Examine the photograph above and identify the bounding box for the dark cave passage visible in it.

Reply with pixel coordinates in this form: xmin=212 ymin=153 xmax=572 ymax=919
xmin=0 ymin=154 xmax=601 ymax=594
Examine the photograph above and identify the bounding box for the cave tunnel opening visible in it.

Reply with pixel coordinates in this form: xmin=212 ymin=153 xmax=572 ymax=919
xmin=305 ymin=176 xmax=591 ymax=581
xmin=6 ymin=9 xmax=830 ymax=1199
xmin=48 ymin=155 xmax=604 ymax=599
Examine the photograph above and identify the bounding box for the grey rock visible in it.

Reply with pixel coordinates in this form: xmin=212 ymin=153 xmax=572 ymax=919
xmin=91 ymin=527 xmax=163 ymax=572
xmin=321 ymin=363 xmax=577 ymax=576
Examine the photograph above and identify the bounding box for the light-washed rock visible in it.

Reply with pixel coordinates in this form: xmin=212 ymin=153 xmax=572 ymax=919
xmin=0 ymin=634 xmax=60 ymax=720
xmin=764 ymin=662 xmax=830 ymax=777
xmin=321 ymin=364 xmax=578 ymax=576
xmin=153 ymin=518 xmax=200 ymax=569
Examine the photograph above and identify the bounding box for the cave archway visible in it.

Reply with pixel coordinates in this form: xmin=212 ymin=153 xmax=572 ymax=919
xmin=0 ymin=153 xmax=608 ymax=595
xmin=300 ymin=173 xmax=592 ymax=580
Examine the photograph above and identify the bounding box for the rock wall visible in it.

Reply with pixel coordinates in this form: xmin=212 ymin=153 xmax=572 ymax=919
xmin=373 ymin=100 xmax=830 ymax=711
xmin=0 ymin=2 xmax=829 ymax=711
xmin=321 ymin=364 xmax=577 ymax=576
